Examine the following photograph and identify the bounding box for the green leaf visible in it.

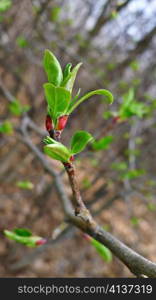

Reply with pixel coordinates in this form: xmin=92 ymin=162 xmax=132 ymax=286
xmin=121 ymin=168 xmax=145 ymax=180
xmin=43 ymin=83 xmax=70 ymax=123
xmin=44 ymin=143 xmax=71 ymax=162
xmin=0 ymin=121 xmax=13 ymax=134
xmin=91 ymin=238 xmax=112 ymax=262
xmin=9 ymin=99 xmax=30 ymax=116
xmin=92 ymin=135 xmax=113 ymax=151
xmin=16 ymin=180 xmax=34 ymax=190
xmin=43 ymin=49 xmax=63 ymax=86
xmin=4 ymin=229 xmax=45 ymax=247
xmin=0 ymin=0 xmax=12 ymax=12
xmin=130 ymin=102 xmax=149 ymax=118
xmin=14 ymin=228 xmax=32 ymax=237
xmin=70 ymin=130 xmax=93 ymax=154
xmin=61 ymin=62 xmax=82 ymax=93
xmin=68 ymin=89 xmax=113 ymax=114
xmin=119 ymin=88 xmax=149 ymax=119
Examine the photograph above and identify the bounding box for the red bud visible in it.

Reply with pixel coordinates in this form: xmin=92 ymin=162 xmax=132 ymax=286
xmin=35 ymin=238 xmax=47 ymax=246
xmin=45 ymin=115 xmax=53 ymax=132
xmin=70 ymin=155 xmax=74 ymax=162
xmin=56 ymin=115 xmax=68 ymax=131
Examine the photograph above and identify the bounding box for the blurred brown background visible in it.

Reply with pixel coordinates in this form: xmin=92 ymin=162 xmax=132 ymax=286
xmin=0 ymin=0 xmax=156 ymax=277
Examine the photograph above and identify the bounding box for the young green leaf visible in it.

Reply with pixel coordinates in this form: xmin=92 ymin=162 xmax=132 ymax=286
xmin=91 ymin=238 xmax=112 ymax=262
xmin=44 ymin=143 xmax=71 ymax=162
xmin=61 ymin=62 xmax=82 ymax=93
xmin=70 ymin=130 xmax=93 ymax=154
xmin=68 ymin=89 xmax=113 ymax=114
xmin=43 ymin=136 xmax=57 ymax=145
xmin=43 ymin=49 xmax=63 ymax=86
xmin=43 ymin=83 xmax=71 ymax=122
xmin=4 ymin=229 xmax=46 ymax=247
xmin=92 ymin=136 xmax=113 ymax=151
xmin=14 ymin=228 xmax=32 ymax=237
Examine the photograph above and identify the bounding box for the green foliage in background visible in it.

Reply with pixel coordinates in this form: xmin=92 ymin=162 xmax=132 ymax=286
xmin=112 ymin=162 xmax=145 ymax=180
xmin=16 ymin=181 xmax=34 ymax=190
xmin=9 ymin=99 xmax=30 ymax=116
xmin=104 ymin=88 xmax=150 ymax=121
xmin=0 ymin=0 xmax=12 ymax=12
xmin=16 ymin=36 xmax=29 ymax=48
xmin=92 ymin=135 xmax=113 ymax=151
xmin=0 ymin=121 xmax=13 ymax=134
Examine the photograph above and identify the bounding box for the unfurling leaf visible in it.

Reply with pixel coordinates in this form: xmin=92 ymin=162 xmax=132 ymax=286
xmin=43 ymin=83 xmax=71 ymax=123
xmin=91 ymin=238 xmax=112 ymax=262
xmin=68 ymin=89 xmax=113 ymax=114
xmin=63 ymin=63 xmax=72 ymax=79
xmin=44 ymin=143 xmax=71 ymax=162
xmin=61 ymin=62 xmax=82 ymax=93
xmin=4 ymin=229 xmax=46 ymax=247
xmin=43 ymin=49 xmax=63 ymax=86
xmin=70 ymin=130 xmax=93 ymax=154
xmin=43 ymin=136 xmax=57 ymax=145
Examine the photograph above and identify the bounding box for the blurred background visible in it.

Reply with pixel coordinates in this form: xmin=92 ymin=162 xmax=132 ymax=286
xmin=0 ymin=0 xmax=156 ymax=277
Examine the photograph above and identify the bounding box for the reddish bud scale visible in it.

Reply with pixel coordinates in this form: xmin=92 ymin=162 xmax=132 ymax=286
xmin=82 ymin=233 xmax=92 ymax=242
xmin=45 ymin=115 xmax=53 ymax=132
xmin=70 ymin=155 xmax=74 ymax=162
xmin=35 ymin=238 xmax=47 ymax=246
xmin=56 ymin=115 xmax=68 ymax=131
